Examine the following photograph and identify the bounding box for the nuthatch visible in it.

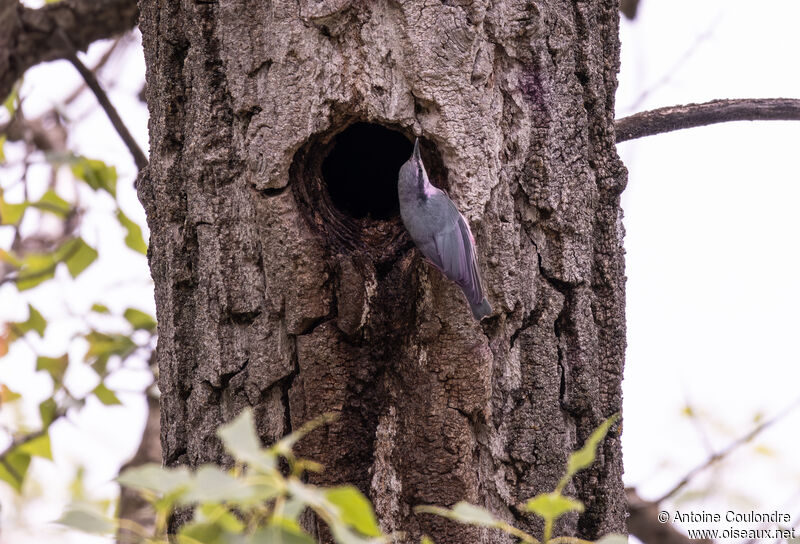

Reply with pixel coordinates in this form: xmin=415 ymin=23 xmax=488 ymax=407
xmin=398 ymin=139 xmax=492 ymax=320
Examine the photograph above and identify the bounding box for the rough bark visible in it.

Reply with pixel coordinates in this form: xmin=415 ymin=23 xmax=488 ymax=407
xmin=0 ymin=0 xmax=139 ymax=101
xmin=138 ymin=1 xmax=627 ymax=542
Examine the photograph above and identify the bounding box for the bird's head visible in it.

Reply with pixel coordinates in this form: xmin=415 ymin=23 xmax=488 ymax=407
xmin=398 ymin=138 xmax=433 ymax=200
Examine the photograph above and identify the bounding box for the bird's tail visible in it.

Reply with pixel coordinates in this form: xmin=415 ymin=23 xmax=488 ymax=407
xmin=470 ymin=298 xmax=492 ymax=321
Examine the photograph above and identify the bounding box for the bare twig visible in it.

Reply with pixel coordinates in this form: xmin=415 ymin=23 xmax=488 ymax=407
xmin=64 ymin=36 xmax=125 ymax=107
xmin=61 ymin=41 xmax=148 ymax=170
xmin=626 ymin=13 xmax=723 ymax=112
xmin=615 ymin=98 xmax=800 ymax=143
xmin=627 ymin=488 xmax=713 ymax=544
xmin=655 ymin=396 xmax=800 ymax=504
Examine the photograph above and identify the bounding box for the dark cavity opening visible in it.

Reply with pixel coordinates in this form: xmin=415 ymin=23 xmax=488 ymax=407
xmin=322 ymin=123 xmax=412 ymax=220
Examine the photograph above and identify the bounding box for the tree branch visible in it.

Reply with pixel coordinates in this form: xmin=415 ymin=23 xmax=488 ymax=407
xmin=655 ymin=396 xmax=800 ymax=504
xmin=615 ymin=98 xmax=800 ymax=142
xmin=0 ymin=0 xmax=139 ymax=102
xmin=627 ymin=488 xmax=713 ymax=544
xmin=62 ymin=41 xmax=148 ymax=170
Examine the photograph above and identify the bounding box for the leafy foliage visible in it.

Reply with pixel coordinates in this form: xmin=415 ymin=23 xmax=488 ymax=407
xmin=63 ymin=409 xmax=389 ymax=544
xmin=416 ymin=414 xmax=622 ymax=544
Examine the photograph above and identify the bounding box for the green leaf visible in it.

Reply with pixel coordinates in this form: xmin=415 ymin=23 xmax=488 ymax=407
xmin=39 ymin=397 xmax=58 ymax=426
xmin=57 ymin=508 xmax=115 ymax=535
xmin=91 ymin=303 xmax=110 ymax=313
xmin=71 ymin=156 xmax=117 ymax=197
xmin=325 ymin=486 xmax=382 ymax=537
xmin=31 ymin=189 xmax=72 ymax=217
xmin=181 ymin=465 xmax=261 ymax=505
xmin=15 ymin=253 xmax=57 ymax=290
xmin=3 ymin=82 xmax=18 ymax=116
xmin=522 ymin=492 xmax=584 ymax=522
xmin=0 ymin=197 xmax=27 ymax=225
xmin=218 ymin=409 xmax=276 ymax=472
xmin=416 ymin=502 xmax=500 ymax=528
xmin=84 ymin=330 xmax=136 ymax=374
xmin=179 ymin=521 xmax=225 ymax=544
xmin=117 ymin=463 xmax=192 ymax=496
xmin=62 ymin=237 xmax=98 ymax=278
xmin=197 ymin=503 xmax=245 ymax=533
xmin=116 ymin=210 xmax=148 ymax=254
xmin=421 ymin=537 xmax=435 ymax=544
xmin=596 ymin=534 xmax=629 ymax=544
xmin=0 ymin=450 xmax=30 ymax=492
xmin=11 ymin=304 xmax=47 ymax=338
xmin=36 ymin=354 xmax=68 ymax=383
xmin=1 ymin=384 xmax=22 ymax=403
xmin=18 ymin=433 xmax=53 ymax=460
xmin=0 ymin=134 xmax=6 ymax=162
xmin=123 ymin=308 xmax=157 ymax=331
xmin=251 ymin=526 xmax=316 ymax=544
xmin=560 ymin=413 xmax=620 ymax=489
xmin=92 ymin=383 xmax=121 ymax=405
xmin=271 ymin=412 xmax=338 ymax=457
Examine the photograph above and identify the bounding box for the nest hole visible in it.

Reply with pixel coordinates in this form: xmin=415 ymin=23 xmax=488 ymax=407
xmin=291 ymin=121 xmax=448 ymax=258
xmin=323 ymin=123 xmax=410 ymax=220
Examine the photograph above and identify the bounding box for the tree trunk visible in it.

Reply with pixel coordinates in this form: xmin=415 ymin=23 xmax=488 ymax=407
xmin=137 ymin=1 xmax=627 ymax=542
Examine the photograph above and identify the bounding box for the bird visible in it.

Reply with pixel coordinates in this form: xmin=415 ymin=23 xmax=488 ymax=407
xmin=397 ymin=138 xmax=492 ymax=321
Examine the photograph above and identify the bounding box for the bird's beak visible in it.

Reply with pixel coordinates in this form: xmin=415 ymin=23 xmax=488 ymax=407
xmin=413 ymin=138 xmax=421 ymax=162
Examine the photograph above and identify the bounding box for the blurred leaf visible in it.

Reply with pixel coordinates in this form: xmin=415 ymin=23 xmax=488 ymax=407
xmin=0 ymin=450 xmax=30 ymax=492
xmin=328 ymin=521 xmax=384 ymax=544
xmin=416 ymin=502 xmax=501 ymax=528
xmin=596 ymin=534 xmax=629 ymax=544
xmin=271 ymin=412 xmax=338 ymax=458
xmin=36 ymin=354 xmax=68 ymax=383
xmin=1 ymin=384 xmax=22 ymax=403
xmin=0 ymin=191 xmax=27 ymax=225
xmin=71 ymin=156 xmax=117 ymax=197
xmin=69 ymin=466 xmax=87 ymax=501
xmin=84 ymin=330 xmax=136 ymax=374
xmin=118 ymin=463 xmax=192 ymax=496
xmin=0 ymin=248 xmax=22 ymax=267
xmin=116 ymin=210 xmax=148 ymax=255
xmin=218 ymin=409 xmax=275 ymax=472
xmin=8 ymin=304 xmax=47 ymax=339
xmin=124 ymin=308 xmax=157 ymax=331
xmin=181 ymin=465 xmax=261 ymax=505
xmin=18 ymin=433 xmax=52 ymax=460
xmin=522 ymin=492 xmax=584 ymax=521
xmin=57 ymin=507 xmax=115 ymax=535
xmin=3 ymin=83 xmax=18 ymax=116
xmin=92 ymin=383 xmax=121 ymax=405
xmin=421 ymin=537 xmax=435 ymax=544
xmin=325 ymin=486 xmax=382 ymax=537
xmin=61 ymin=237 xmax=98 ymax=278
xmin=281 ymin=497 xmax=308 ymax=522
xmin=197 ymin=503 xmax=245 ymax=533
xmin=15 ymin=253 xmax=57 ymax=290
xmin=39 ymin=397 xmax=58 ymax=426
xmin=178 ymin=520 xmax=225 ymax=544
xmin=91 ymin=303 xmax=110 ymax=313
xmin=32 ymin=189 xmax=72 ymax=217
xmin=252 ymin=526 xmax=316 ymax=544
xmin=0 ymin=134 xmax=6 ymax=162
xmin=560 ymin=413 xmax=619 ymax=489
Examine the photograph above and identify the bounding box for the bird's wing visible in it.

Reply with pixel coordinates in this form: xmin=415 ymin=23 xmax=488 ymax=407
xmin=421 ymin=196 xmax=485 ymax=305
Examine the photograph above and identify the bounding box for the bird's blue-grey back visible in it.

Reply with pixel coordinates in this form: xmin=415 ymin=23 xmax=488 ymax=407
xmin=397 ymin=139 xmax=492 ymax=320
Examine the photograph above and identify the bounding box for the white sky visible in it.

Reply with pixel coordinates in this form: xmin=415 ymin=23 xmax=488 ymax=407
xmin=2 ymin=1 xmax=800 ymax=542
